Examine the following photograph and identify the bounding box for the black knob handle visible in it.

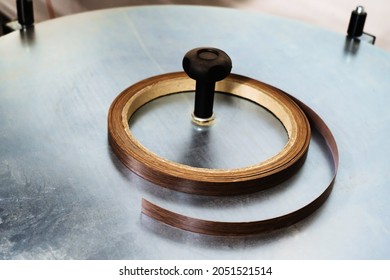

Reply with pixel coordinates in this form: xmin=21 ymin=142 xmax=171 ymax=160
xmin=347 ymin=6 xmax=366 ymax=38
xmin=17 ymin=0 xmax=34 ymax=28
xmin=183 ymin=47 xmax=232 ymax=123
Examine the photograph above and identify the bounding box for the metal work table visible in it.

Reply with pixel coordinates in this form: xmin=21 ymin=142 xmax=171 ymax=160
xmin=0 ymin=6 xmax=389 ymax=259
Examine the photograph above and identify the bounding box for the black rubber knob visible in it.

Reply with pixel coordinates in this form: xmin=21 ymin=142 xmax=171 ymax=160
xmin=183 ymin=47 xmax=232 ymax=121
xmin=347 ymin=6 xmax=366 ymax=38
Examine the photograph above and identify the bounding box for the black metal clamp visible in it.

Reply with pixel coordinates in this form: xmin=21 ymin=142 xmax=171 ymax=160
xmin=17 ymin=0 xmax=35 ymax=28
xmin=347 ymin=5 xmax=375 ymax=45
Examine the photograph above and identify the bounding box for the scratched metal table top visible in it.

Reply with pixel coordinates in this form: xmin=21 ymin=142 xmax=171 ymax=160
xmin=0 ymin=6 xmax=389 ymax=259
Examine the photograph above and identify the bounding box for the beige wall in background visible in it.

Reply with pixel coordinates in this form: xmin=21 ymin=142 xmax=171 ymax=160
xmin=1 ymin=0 xmax=389 ymax=51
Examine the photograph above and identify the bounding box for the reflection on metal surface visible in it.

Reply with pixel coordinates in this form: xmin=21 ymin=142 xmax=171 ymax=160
xmin=19 ymin=27 xmax=35 ymax=46
xmin=344 ymin=37 xmax=360 ymax=55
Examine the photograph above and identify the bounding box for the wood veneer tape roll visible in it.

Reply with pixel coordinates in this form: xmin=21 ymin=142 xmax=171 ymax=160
xmin=108 ymin=72 xmax=311 ymax=196
xmin=108 ymin=72 xmax=338 ymax=235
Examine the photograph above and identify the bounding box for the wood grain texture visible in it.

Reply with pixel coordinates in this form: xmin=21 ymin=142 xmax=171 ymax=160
xmin=108 ymin=72 xmax=311 ymax=196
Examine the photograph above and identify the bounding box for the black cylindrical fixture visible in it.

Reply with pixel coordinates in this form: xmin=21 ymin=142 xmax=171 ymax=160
xmin=347 ymin=6 xmax=366 ymax=37
xmin=194 ymin=80 xmax=215 ymax=119
xmin=183 ymin=47 xmax=232 ymax=123
xmin=17 ymin=0 xmax=34 ymax=28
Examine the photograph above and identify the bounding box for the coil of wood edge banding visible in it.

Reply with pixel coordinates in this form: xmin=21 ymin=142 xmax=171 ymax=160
xmin=108 ymin=72 xmax=311 ymax=196
xmin=108 ymin=72 xmax=338 ymax=235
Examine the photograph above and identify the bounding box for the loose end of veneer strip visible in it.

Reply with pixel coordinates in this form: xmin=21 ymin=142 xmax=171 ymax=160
xmin=140 ymin=94 xmax=339 ymax=236
xmin=141 ymin=179 xmax=334 ymax=237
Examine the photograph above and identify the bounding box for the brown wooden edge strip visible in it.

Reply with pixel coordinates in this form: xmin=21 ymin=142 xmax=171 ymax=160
xmin=141 ymin=94 xmax=339 ymax=236
xmin=108 ymin=72 xmax=311 ymax=196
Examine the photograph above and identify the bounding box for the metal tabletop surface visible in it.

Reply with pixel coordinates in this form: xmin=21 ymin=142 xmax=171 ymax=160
xmin=0 ymin=5 xmax=389 ymax=259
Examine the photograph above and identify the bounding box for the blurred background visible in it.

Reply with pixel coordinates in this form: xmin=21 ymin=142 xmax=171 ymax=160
xmin=0 ymin=0 xmax=389 ymax=51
